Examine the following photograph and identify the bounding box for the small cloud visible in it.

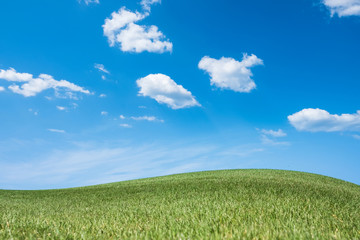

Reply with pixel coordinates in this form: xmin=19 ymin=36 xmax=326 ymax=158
xmin=257 ymin=128 xmax=289 ymax=146
xmin=48 ymin=129 xmax=66 ymax=133
xmin=99 ymin=94 xmax=107 ymax=98
xmin=101 ymin=111 xmax=108 ymax=116
xmin=199 ymin=54 xmax=263 ymax=93
xmin=101 ymin=75 xmax=106 ymax=80
xmin=57 ymin=106 xmax=66 ymax=111
xmin=322 ymin=0 xmax=360 ymax=17
xmin=288 ymin=108 xmax=360 ymax=132
xmin=0 ymin=86 xmax=4 ymax=92
xmin=78 ymin=0 xmax=99 ymax=5
xmin=141 ymin=0 xmax=161 ymax=12
xmin=94 ymin=63 xmax=110 ymax=74
xmin=260 ymin=135 xmax=290 ymax=146
xmin=28 ymin=108 xmax=38 ymax=116
xmin=102 ymin=7 xmax=172 ymax=53
xmin=0 ymin=68 xmax=90 ymax=98
xmin=119 ymin=115 xmax=126 ymax=119
xmin=353 ymin=134 xmax=360 ymax=140
xmin=71 ymin=103 xmax=79 ymax=109
xmin=260 ymin=129 xmax=287 ymax=137
xmin=138 ymin=106 xmax=146 ymax=109
xmin=137 ymin=73 xmax=200 ymax=109
xmin=131 ymin=116 xmax=164 ymax=122
xmin=120 ymin=123 xmax=132 ymax=128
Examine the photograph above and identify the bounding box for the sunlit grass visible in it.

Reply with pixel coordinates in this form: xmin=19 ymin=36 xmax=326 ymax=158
xmin=1 ymin=169 xmax=359 ymax=239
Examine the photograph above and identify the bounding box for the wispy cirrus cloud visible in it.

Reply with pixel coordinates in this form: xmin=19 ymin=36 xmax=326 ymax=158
xmin=131 ymin=115 xmax=164 ymax=122
xmin=78 ymin=0 xmax=99 ymax=5
xmin=102 ymin=7 xmax=172 ymax=53
xmin=288 ymin=108 xmax=360 ymax=132
xmin=94 ymin=63 xmax=110 ymax=74
xmin=48 ymin=129 xmax=66 ymax=134
xmin=0 ymin=68 xmax=90 ymax=98
xmin=352 ymin=134 xmax=360 ymax=140
xmin=199 ymin=54 xmax=263 ymax=93
xmin=257 ymin=128 xmax=289 ymax=146
xmin=0 ymin=141 xmax=264 ymax=189
xmin=260 ymin=129 xmax=287 ymax=137
xmin=137 ymin=73 xmax=200 ymax=109
xmin=120 ymin=123 xmax=132 ymax=128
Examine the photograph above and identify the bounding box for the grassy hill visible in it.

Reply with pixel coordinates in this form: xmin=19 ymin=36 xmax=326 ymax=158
xmin=0 ymin=169 xmax=359 ymax=239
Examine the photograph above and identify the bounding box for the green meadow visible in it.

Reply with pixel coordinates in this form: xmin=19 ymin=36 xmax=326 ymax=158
xmin=1 ymin=169 xmax=359 ymax=239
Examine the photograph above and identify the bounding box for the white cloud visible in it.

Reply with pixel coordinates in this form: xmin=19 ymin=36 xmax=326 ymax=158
xmin=141 ymin=0 xmax=161 ymax=11
xmin=323 ymin=0 xmax=360 ymax=17
xmin=28 ymin=108 xmax=38 ymax=116
xmin=101 ymin=111 xmax=108 ymax=116
xmin=71 ymin=103 xmax=79 ymax=109
xmin=257 ymin=128 xmax=289 ymax=146
xmin=260 ymin=135 xmax=290 ymax=146
xmin=78 ymin=0 xmax=99 ymax=5
xmin=0 ymin=86 xmax=4 ymax=92
xmin=131 ymin=115 xmax=164 ymax=122
xmin=99 ymin=93 xmax=107 ymax=98
xmin=56 ymin=106 xmax=66 ymax=111
xmin=103 ymin=8 xmax=145 ymax=46
xmin=120 ymin=123 xmax=132 ymax=128
xmin=102 ymin=7 xmax=172 ymax=53
xmin=260 ymin=129 xmax=287 ymax=137
xmin=48 ymin=129 xmax=66 ymax=133
xmin=94 ymin=63 xmax=110 ymax=74
xmin=0 ymin=68 xmax=90 ymax=97
xmin=0 ymin=140 xmax=262 ymax=189
xmin=288 ymin=108 xmax=360 ymax=132
xmin=137 ymin=74 xmax=200 ymax=109
xmin=198 ymin=54 xmax=263 ymax=93
xmin=119 ymin=115 xmax=126 ymax=119
xmin=352 ymin=134 xmax=360 ymax=139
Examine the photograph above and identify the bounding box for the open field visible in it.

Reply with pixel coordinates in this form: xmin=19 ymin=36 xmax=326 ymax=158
xmin=1 ymin=169 xmax=359 ymax=239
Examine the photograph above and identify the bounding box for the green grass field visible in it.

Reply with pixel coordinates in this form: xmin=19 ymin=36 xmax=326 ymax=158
xmin=1 ymin=169 xmax=359 ymax=239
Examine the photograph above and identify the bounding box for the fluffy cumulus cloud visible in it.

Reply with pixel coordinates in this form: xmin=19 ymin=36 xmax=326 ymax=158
xmin=102 ymin=7 xmax=172 ymax=53
xmin=0 ymin=86 xmax=4 ymax=92
xmin=288 ymin=108 xmax=360 ymax=132
xmin=198 ymin=54 xmax=263 ymax=93
xmin=137 ymin=74 xmax=200 ymax=109
xmin=323 ymin=0 xmax=360 ymax=17
xmin=0 ymin=68 xmax=90 ymax=97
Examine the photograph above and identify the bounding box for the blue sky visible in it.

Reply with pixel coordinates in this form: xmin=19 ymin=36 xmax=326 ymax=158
xmin=0 ymin=0 xmax=359 ymax=189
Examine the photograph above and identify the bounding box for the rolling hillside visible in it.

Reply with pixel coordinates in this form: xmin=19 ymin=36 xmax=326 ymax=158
xmin=1 ymin=169 xmax=359 ymax=239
